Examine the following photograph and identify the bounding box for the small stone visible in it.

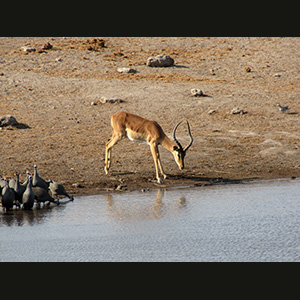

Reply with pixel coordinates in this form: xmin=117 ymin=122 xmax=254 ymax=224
xmin=55 ymin=57 xmax=62 ymax=62
xmin=191 ymin=88 xmax=204 ymax=97
xmin=230 ymin=107 xmax=248 ymax=115
xmin=208 ymin=109 xmax=216 ymax=115
xmin=72 ymin=183 xmax=83 ymax=188
xmin=21 ymin=46 xmax=36 ymax=53
xmin=0 ymin=115 xmax=19 ymax=127
xmin=41 ymin=42 xmax=53 ymax=50
xmin=117 ymin=67 xmax=137 ymax=74
xmin=100 ymin=97 xmax=124 ymax=104
xmin=210 ymin=69 xmax=216 ymax=75
xmin=273 ymin=73 xmax=281 ymax=77
xmin=91 ymin=101 xmax=97 ymax=106
xmin=244 ymin=66 xmax=251 ymax=72
xmin=115 ymin=185 xmax=123 ymax=191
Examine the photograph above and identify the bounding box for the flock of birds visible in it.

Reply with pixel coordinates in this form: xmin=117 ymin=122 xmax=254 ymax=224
xmin=0 ymin=165 xmax=74 ymax=211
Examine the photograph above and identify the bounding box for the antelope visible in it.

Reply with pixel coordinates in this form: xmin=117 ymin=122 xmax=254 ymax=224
xmin=104 ymin=111 xmax=193 ymax=184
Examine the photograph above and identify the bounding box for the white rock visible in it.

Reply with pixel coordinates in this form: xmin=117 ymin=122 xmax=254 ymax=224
xmin=191 ymin=88 xmax=204 ymax=97
xmin=208 ymin=109 xmax=216 ymax=115
xmin=117 ymin=67 xmax=137 ymax=73
xmin=21 ymin=46 xmax=36 ymax=52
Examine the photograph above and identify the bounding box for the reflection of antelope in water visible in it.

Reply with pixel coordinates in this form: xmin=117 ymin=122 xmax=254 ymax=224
xmin=105 ymin=190 xmax=186 ymax=221
xmin=104 ymin=112 xmax=194 ymax=184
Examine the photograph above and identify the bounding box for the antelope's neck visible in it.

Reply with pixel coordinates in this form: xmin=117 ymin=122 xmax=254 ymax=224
xmin=161 ymin=134 xmax=177 ymax=152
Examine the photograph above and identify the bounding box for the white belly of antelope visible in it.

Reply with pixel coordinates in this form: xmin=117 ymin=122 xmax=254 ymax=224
xmin=126 ymin=129 xmax=150 ymax=145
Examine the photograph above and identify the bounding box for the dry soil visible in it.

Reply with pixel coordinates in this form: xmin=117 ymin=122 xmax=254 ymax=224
xmin=1 ymin=37 xmax=300 ymax=196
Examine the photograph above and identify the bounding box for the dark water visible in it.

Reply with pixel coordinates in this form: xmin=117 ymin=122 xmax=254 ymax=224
xmin=1 ymin=179 xmax=299 ymax=262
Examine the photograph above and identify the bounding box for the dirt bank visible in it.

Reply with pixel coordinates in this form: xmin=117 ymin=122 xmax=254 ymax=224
xmin=1 ymin=37 xmax=300 ymax=196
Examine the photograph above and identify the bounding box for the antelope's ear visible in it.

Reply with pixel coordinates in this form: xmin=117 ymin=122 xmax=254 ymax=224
xmin=173 ymin=146 xmax=179 ymax=151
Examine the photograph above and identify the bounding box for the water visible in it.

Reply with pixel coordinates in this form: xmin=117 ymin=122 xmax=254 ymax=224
xmin=1 ymin=179 xmax=299 ymax=262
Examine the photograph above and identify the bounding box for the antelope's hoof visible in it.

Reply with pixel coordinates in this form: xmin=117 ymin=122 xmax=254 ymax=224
xmin=104 ymin=167 xmax=109 ymax=175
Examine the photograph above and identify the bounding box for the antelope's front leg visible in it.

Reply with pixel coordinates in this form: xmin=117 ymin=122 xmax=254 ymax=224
xmin=104 ymin=135 xmax=119 ymax=175
xmin=150 ymin=143 xmax=162 ymax=184
xmin=157 ymin=157 xmax=168 ymax=180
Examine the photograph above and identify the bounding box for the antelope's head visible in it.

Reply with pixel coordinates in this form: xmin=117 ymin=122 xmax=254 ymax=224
xmin=172 ymin=120 xmax=193 ymax=170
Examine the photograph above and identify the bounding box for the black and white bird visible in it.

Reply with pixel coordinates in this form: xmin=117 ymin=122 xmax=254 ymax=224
xmin=1 ymin=178 xmax=15 ymax=211
xmin=32 ymin=186 xmax=60 ymax=207
xmin=32 ymin=164 xmax=49 ymax=190
xmin=277 ymin=104 xmax=290 ymax=112
xmin=22 ymin=175 xmax=35 ymax=210
xmin=48 ymin=180 xmax=74 ymax=201
xmin=9 ymin=173 xmax=26 ymax=207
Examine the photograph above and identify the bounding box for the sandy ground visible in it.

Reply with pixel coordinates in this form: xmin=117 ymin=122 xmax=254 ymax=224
xmin=1 ymin=37 xmax=300 ymax=196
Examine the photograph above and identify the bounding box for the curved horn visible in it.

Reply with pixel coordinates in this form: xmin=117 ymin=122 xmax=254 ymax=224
xmin=183 ymin=121 xmax=193 ymax=152
xmin=173 ymin=121 xmax=183 ymax=149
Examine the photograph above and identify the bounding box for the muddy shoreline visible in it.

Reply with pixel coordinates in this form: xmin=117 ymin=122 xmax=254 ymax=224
xmin=1 ymin=37 xmax=300 ymax=197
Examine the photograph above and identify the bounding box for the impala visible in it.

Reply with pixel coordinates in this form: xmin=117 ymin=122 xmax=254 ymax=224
xmin=104 ymin=111 xmax=193 ymax=184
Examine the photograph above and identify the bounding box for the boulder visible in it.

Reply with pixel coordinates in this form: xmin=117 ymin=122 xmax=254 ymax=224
xmin=147 ymin=54 xmax=174 ymax=67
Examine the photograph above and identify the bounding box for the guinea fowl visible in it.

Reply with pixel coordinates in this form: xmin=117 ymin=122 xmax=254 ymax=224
xmin=32 ymin=164 xmax=49 ymax=190
xmin=0 ymin=176 xmax=6 ymax=189
xmin=49 ymin=180 xmax=74 ymax=201
xmin=22 ymin=175 xmax=35 ymax=210
xmin=32 ymin=186 xmax=60 ymax=207
xmin=9 ymin=173 xmax=26 ymax=207
xmin=1 ymin=178 xmax=15 ymax=211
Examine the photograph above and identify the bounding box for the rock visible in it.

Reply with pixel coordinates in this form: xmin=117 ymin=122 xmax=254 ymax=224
xmin=244 ymin=66 xmax=251 ymax=72
xmin=55 ymin=57 xmax=62 ymax=62
xmin=21 ymin=46 xmax=36 ymax=53
xmin=147 ymin=54 xmax=174 ymax=67
xmin=41 ymin=42 xmax=53 ymax=50
xmin=100 ymin=97 xmax=124 ymax=104
xmin=208 ymin=109 xmax=216 ymax=115
xmin=0 ymin=115 xmax=19 ymax=127
xmin=72 ymin=183 xmax=83 ymax=188
xmin=273 ymin=73 xmax=281 ymax=77
xmin=191 ymin=88 xmax=204 ymax=97
xmin=115 ymin=184 xmax=127 ymax=191
xmin=230 ymin=107 xmax=248 ymax=115
xmin=117 ymin=67 xmax=137 ymax=74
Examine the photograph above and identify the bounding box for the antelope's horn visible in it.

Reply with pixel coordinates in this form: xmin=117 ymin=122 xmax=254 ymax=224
xmin=173 ymin=121 xmax=183 ymax=150
xmin=183 ymin=121 xmax=193 ymax=152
